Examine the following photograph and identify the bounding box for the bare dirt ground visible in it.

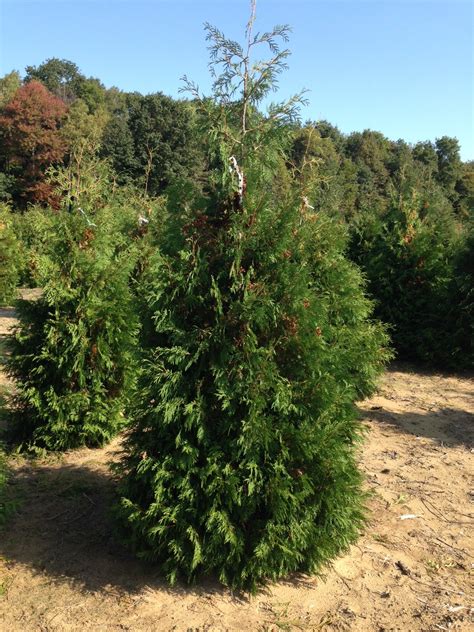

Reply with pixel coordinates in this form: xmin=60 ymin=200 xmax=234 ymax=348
xmin=0 ymin=302 xmax=472 ymax=631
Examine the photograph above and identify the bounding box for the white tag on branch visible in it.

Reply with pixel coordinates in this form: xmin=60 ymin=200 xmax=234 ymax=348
xmin=400 ymin=514 xmax=419 ymax=520
xmin=302 ymin=196 xmax=314 ymax=210
xmin=78 ymin=207 xmax=97 ymax=228
xmin=229 ymin=155 xmax=245 ymax=203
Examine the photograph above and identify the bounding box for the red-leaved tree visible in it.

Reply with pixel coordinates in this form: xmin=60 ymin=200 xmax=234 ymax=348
xmin=0 ymin=80 xmax=68 ymax=206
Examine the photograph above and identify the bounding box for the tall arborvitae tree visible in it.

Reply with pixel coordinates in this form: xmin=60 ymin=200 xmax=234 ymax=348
xmin=6 ymin=203 xmax=139 ymax=451
xmin=116 ymin=1 xmax=390 ymax=591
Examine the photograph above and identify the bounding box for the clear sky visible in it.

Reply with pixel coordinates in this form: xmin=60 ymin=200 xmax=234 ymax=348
xmin=1 ymin=0 xmax=473 ymax=159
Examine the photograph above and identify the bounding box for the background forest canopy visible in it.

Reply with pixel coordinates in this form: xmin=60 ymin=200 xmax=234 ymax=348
xmin=0 ymin=56 xmax=472 ymax=213
xmin=0 ymin=55 xmax=472 ymax=369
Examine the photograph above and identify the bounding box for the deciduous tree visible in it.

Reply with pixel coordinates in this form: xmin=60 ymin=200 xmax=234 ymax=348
xmin=0 ymin=81 xmax=68 ymax=206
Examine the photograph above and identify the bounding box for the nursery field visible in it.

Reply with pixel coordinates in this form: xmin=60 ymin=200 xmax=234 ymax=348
xmin=0 ymin=302 xmax=473 ymax=632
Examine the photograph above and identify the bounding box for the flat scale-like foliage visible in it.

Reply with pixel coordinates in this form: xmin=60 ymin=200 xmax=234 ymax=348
xmin=351 ymin=185 xmax=472 ymax=369
xmin=116 ymin=2 xmax=390 ymax=591
xmin=118 ymin=185 xmax=389 ymax=591
xmin=7 ymin=210 xmax=139 ymax=451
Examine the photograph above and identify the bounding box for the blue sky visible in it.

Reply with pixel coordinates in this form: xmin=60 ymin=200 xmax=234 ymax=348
xmin=1 ymin=0 xmax=473 ymax=159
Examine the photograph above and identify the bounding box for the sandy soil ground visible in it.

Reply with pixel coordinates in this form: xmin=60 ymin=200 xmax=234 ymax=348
xmin=0 ymin=302 xmax=472 ymax=631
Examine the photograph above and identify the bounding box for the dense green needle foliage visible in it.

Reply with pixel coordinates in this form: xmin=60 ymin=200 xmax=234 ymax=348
xmin=117 ymin=5 xmax=390 ymax=592
xmin=6 ymin=208 xmax=139 ymax=451
xmin=0 ymin=204 xmax=20 ymax=305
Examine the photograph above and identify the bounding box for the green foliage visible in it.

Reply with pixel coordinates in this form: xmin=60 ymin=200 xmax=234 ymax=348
xmin=116 ymin=6 xmax=390 ymax=592
xmin=435 ymin=136 xmax=463 ymax=207
xmin=25 ymin=58 xmax=106 ymax=112
xmin=0 ymin=204 xmax=20 ymax=305
xmin=456 ymin=161 xmax=474 ymax=219
xmin=446 ymin=222 xmax=474 ymax=367
xmin=0 ymin=71 xmax=21 ymax=108
xmin=0 ymin=173 xmax=15 ymax=203
xmin=351 ymin=181 xmax=472 ymax=368
xmin=9 ymin=206 xmax=58 ymax=287
xmin=101 ymin=92 xmax=204 ymax=196
xmin=6 ymin=207 xmax=140 ymax=451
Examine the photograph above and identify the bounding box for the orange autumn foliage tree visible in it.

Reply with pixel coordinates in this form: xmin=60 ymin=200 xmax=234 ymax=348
xmin=0 ymin=81 xmax=68 ymax=206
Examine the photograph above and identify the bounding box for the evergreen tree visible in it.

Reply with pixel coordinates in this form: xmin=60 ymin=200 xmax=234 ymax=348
xmin=446 ymin=221 xmax=474 ymax=369
xmin=6 ymin=205 xmax=139 ymax=451
xmin=116 ymin=2 xmax=390 ymax=592
xmin=351 ymin=175 xmax=470 ymax=368
xmin=101 ymin=92 xmax=204 ymax=196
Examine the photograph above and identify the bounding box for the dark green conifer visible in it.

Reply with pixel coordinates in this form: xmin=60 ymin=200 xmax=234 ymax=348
xmin=117 ymin=2 xmax=390 ymax=591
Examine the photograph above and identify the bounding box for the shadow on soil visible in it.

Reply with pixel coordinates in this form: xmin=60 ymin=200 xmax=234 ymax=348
xmin=0 ymin=456 xmax=317 ymax=600
xmin=0 ymin=458 xmax=254 ymax=601
xmin=362 ymin=406 xmax=474 ymax=449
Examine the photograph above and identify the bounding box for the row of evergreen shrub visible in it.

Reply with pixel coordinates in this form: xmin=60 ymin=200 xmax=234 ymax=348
xmin=0 ymin=3 xmax=470 ymax=593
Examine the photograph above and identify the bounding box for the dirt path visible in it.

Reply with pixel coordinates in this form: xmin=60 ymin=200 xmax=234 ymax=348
xmin=0 ymin=305 xmax=473 ymax=631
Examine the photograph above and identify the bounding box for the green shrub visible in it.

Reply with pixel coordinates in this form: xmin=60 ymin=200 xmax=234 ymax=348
xmin=6 ymin=208 xmax=139 ymax=451
xmin=445 ymin=223 xmax=473 ymax=368
xmin=351 ymin=184 xmax=472 ymax=368
xmin=10 ymin=205 xmax=59 ymax=287
xmin=116 ymin=12 xmax=390 ymax=592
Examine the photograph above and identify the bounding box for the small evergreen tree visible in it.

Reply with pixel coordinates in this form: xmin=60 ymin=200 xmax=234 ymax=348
xmin=116 ymin=2 xmax=390 ymax=592
xmin=0 ymin=204 xmax=20 ymax=305
xmin=351 ymin=176 xmax=471 ymax=369
xmin=6 ymin=204 xmax=139 ymax=451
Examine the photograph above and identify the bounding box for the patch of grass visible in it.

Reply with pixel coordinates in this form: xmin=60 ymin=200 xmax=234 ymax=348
xmin=0 ymin=576 xmax=13 ymax=598
xmin=372 ymin=532 xmax=391 ymax=545
xmin=260 ymin=603 xmax=333 ymax=631
xmin=425 ymin=556 xmax=456 ymax=576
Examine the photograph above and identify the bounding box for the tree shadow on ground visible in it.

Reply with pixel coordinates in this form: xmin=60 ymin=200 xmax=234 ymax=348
xmin=362 ymin=406 xmax=474 ymax=449
xmin=391 ymin=360 xmax=473 ymax=380
xmin=0 ymin=458 xmax=254 ymax=601
xmin=0 ymin=456 xmax=323 ymax=600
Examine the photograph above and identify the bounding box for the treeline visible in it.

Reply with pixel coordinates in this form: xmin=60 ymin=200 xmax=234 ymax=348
xmin=0 ymin=57 xmax=472 ymax=368
xmin=0 ymin=59 xmax=202 ymax=206
xmin=1 ymin=58 xmax=472 ymax=213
